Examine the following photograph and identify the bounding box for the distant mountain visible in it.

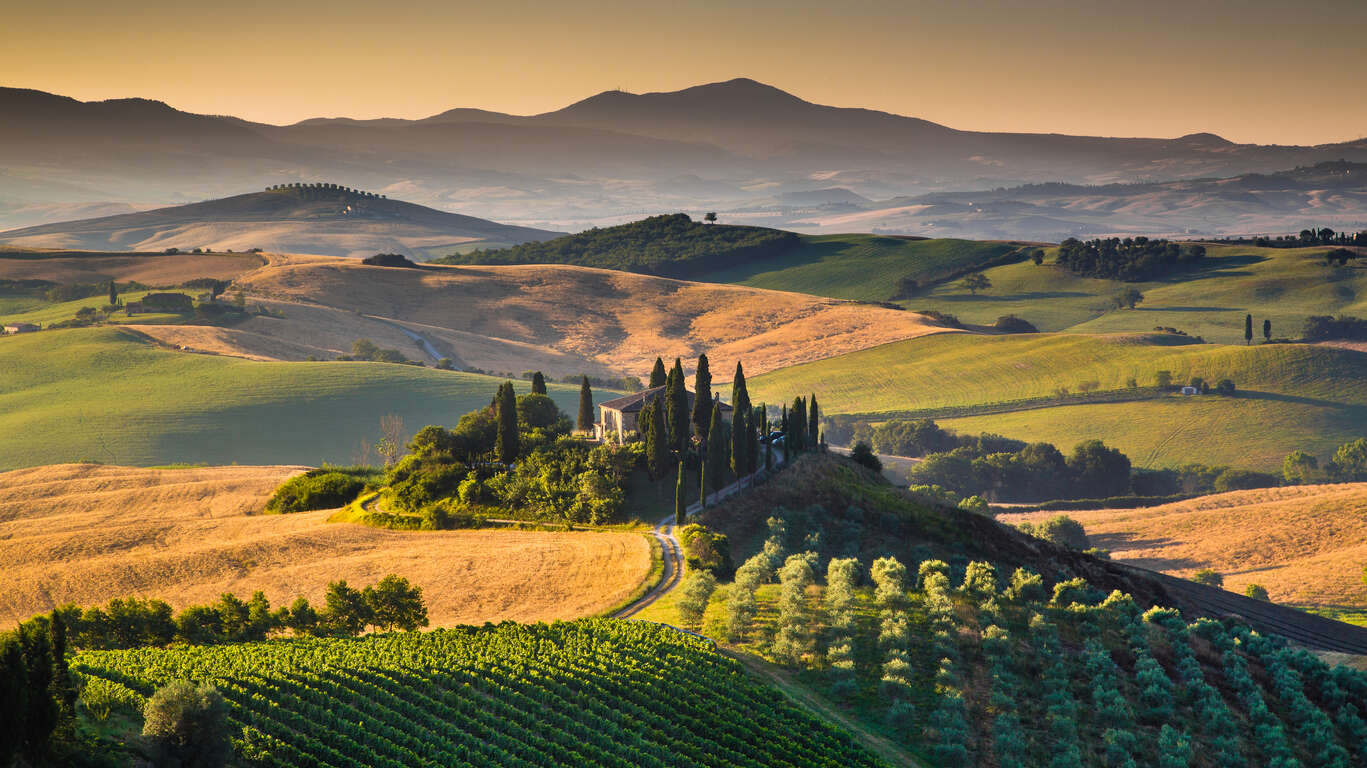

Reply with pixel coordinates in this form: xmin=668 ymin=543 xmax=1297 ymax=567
xmin=2 ymin=80 xmax=1365 ymax=232
xmin=0 ymin=184 xmax=559 ymax=257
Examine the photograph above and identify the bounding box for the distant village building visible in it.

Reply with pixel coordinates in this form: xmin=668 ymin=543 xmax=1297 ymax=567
xmin=126 ymin=293 xmax=193 ymax=315
xmin=3 ymin=322 xmax=38 ymax=334
xmin=1180 ymin=386 xmax=1199 ymax=395
xmin=595 ymin=386 xmax=732 ymax=440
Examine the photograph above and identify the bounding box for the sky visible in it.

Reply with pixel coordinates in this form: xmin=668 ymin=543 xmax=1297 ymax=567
xmin=3 ymin=0 xmax=1364 ymax=145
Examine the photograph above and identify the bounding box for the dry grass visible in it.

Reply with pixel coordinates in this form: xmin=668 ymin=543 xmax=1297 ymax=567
xmin=999 ymin=483 xmax=1367 ymax=607
xmin=0 ymin=250 xmax=264 ymax=285
xmin=0 ymin=463 xmax=651 ymax=627
xmin=224 ymin=256 xmax=950 ymax=377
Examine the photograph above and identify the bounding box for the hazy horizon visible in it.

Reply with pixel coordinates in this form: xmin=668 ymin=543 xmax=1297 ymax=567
xmin=6 ymin=0 xmax=1365 ymax=146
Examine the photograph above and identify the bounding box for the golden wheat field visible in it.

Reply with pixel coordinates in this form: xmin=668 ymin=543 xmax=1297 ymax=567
xmin=0 ymin=463 xmax=651 ymax=627
xmin=999 ymin=483 xmax=1367 ymax=607
xmin=200 ymin=254 xmax=951 ymax=377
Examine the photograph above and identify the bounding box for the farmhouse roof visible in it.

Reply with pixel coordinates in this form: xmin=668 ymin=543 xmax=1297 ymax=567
xmin=598 ymin=385 xmax=733 ymax=413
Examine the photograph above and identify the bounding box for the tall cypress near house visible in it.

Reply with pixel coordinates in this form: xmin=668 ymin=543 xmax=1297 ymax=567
xmin=760 ymin=404 xmax=772 ymax=472
xmin=731 ymin=400 xmax=748 ymax=481
xmin=706 ymin=401 xmax=726 ymax=494
xmin=649 ymin=357 xmax=667 ymax=388
xmin=674 ymin=458 xmax=686 ymax=526
xmin=791 ymin=397 xmax=807 ymax=453
xmin=496 ymin=382 xmax=519 ymax=465
xmin=666 ymin=358 xmax=689 ymax=452
xmin=746 ymin=405 xmax=760 ymax=474
xmin=731 ymin=363 xmax=751 ymax=418
xmin=531 ymin=371 xmax=547 ymax=395
xmin=781 ymin=405 xmax=791 ymax=464
xmin=808 ymin=394 xmax=820 ymax=447
xmin=108 ymin=280 xmax=117 ymax=307
xmin=1263 ymin=318 xmax=1272 ymax=342
xmin=577 ymin=376 xmax=594 ymax=433
xmin=651 ymin=400 xmax=670 ymax=478
xmin=1244 ymin=314 xmax=1253 ymax=345
xmin=692 ymin=354 xmax=713 ymax=440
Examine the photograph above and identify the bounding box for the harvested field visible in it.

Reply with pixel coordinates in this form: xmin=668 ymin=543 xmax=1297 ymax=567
xmin=999 ymin=483 xmax=1367 ymax=607
xmin=0 ymin=463 xmax=652 ymax=627
xmin=228 ymin=255 xmax=951 ymax=377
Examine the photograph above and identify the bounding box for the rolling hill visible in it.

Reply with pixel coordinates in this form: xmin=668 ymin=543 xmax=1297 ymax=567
xmin=0 ymin=185 xmax=559 ymax=258
xmin=4 ymin=81 xmax=1366 ymax=233
xmin=749 ymin=331 xmax=1367 ymax=471
xmin=999 ymin=483 xmax=1367 ymax=610
xmin=0 ymin=463 xmax=650 ymax=627
xmin=0 ymin=326 xmax=611 ymax=469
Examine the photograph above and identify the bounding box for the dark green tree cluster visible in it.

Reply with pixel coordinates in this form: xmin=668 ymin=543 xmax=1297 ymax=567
xmin=1302 ymin=314 xmax=1367 ymax=342
xmin=577 ymin=376 xmax=594 ymax=433
xmin=433 ymin=213 xmax=800 ymax=278
xmin=30 ymin=576 xmax=428 ymax=652
xmin=496 ymin=381 xmax=520 ymax=465
xmin=0 ymin=615 xmax=75 ymax=765
xmin=1055 ymin=237 xmax=1205 ymax=281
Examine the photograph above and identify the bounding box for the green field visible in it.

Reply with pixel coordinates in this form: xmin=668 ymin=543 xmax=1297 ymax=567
xmin=0 ymin=327 xmax=617 ymax=470
xmin=701 ymin=235 xmax=1022 ymax=302
xmin=72 ymin=620 xmax=888 ymax=768
xmin=0 ymin=290 xmax=179 ymax=327
xmin=749 ymin=331 xmax=1367 ymax=471
xmin=914 ymin=244 xmax=1365 ymax=345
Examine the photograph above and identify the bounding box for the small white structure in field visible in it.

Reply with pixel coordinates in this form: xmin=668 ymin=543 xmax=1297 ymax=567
xmin=1180 ymin=386 xmax=1198 ymax=395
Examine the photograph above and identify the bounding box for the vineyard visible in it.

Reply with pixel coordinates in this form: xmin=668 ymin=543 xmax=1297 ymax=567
xmin=71 ymin=619 xmax=891 ymax=768
xmin=698 ymin=518 xmax=1367 ymax=768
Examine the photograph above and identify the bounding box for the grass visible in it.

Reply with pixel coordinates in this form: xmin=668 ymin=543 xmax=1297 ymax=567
xmin=0 ymin=326 xmax=620 ymax=469
xmin=914 ymin=244 xmax=1367 ymax=345
xmin=749 ymin=331 xmax=1367 ymax=471
xmin=0 ymin=290 xmax=178 ymax=327
xmin=0 ymin=462 xmax=652 ymax=627
xmin=701 ymin=235 xmax=1021 ymax=303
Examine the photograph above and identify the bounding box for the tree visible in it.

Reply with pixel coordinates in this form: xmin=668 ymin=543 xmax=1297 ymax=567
xmin=1263 ymin=318 xmax=1272 ymax=342
xmin=1155 ymin=370 xmax=1173 ymax=389
xmin=362 ymin=575 xmax=428 ymax=632
xmin=706 ymin=401 xmax=727 ymax=496
xmin=730 ymin=364 xmax=751 ymax=481
xmin=1245 ymin=314 xmax=1253 ymax=345
xmin=323 ymin=580 xmax=371 ymax=635
xmin=377 ymin=412 xmax=405 ymax=467
xmin=496 ymin=382 xmax=519 ymax=465
xmin=530 ymin=371 xmax=547 ymax=395
xmin=808 ymin=394 xmax=820 ymax=447
xmin=1215 ymin=379 xmax=1236 ymax=396
xmin=1067 ymin=440 xmax=1131 ymax=497
xmin=665 ymin=359 xmax=689 ymax=451
xmin=649 ymin=357 xmax=667 ymax=388
xmin=641 ymin=399 xmax=670 ymax=479
xmin=691 ymin=354 xmax=712 ymax=440
xmin=677 ymin=570 xmax=717 ymax=628
xmin=1032 ymin=249 xmax=1045 ymax=266
xmin=108 ymin=281 xmax=117 ymax=307
xmin=790 ymin=397 xmax=807 ymax=453
xmin=704 ymin=212 xmax=718 ymax=224
xmin=1331 ymin=437 xmax=1367 ymax=481
xmin=961 ymin=272 xmax=991 ymax=295
xmin=1282 ymin=449 xmax=1318 ymax=484
xmin=1244 ymin=584 xmax=1271 ymax=602
xmin=1113 ymin=287 xmax=1144 ymax=309
xmin=142 ymin=680 xmax=232 ymax=768
xmin=577 ymin=376 xmax=594 ymax=433
xmin=674 ymin=458 xmax=687 ymax=526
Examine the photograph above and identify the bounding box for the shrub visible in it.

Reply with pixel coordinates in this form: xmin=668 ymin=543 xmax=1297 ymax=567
xmin=1191 ymin=569 xmax=1224 ymax=588
xmin=1215 ymin=379 xmax=1236 ymax=396
xmin=993 ymin=315 xmax=1038 ymax=333
xmin=1245 ymin=584 xmax=1270 ymax=601
xmin=142 ymin=680 xmax=232 ymax=768
xmin=361 ymin=253 xmax=418 ymax=268
xmin=1017 ymin=515 xmax=1089 ymax=550
xmin=849 ymin=442 xmax=882 ymax=472
xmin=266 ymin=470 xmax=368 ymax=514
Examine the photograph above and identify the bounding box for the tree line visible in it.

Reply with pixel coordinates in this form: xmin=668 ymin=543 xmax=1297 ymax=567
xmin=1055 ymin=237 xmax=1206 ymax=281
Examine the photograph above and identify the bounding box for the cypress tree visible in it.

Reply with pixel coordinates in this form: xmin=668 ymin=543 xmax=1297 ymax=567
xmin=495 ymin=382 xmax=519 ymax=465
xmin=649 ymin=357 xmax=667 ymax=388
xmin=781 ymin=405 xmax=791 ymax=464
xmin=642 ymin=400 xmax=670 ymax=479
xmin=760 ymin=404 xmax=773 ymax=471
xmin=675 ymin=458 xmax=687 ymax=526
xmin=791 ymin=397 xmax=807 ymax=452
xmin=0 ymin=636 xmax=28 ymax=766
xmin=666 ymin=358 xmax=689 ymax=452
xmin=747 ymin=405 xmax=760 ymax=473
xmin=691 ymin=354 xmax=712 ymax=440
xmin=808 ymin=394 xmax=820 ymax=447
xmin=17 ymin=622 xmax=55 ymax=761
xmin=576 ymin=376 xmax=594 ymax=433
xmin=706 ymin=401 xmax=727 ymax=494
xmin=530 ymin=371 xmax=547 ymax=395
xmin=48 ymin=613 xmax=74 ymax=718
xmin=108 ymin=280 xmax=117 ymax=307
xmin=698 ymin=444 xmax=708 ymax=509
xmin=731 ymin=362 xmax=751 ymax=416
xmin=731 ymin=400 xmax=748 ymax=481
xmin=1244 ymin=313 xmax=1253 ymax=345
xmin=1263 ymin=318 xmax=1272 ymax=342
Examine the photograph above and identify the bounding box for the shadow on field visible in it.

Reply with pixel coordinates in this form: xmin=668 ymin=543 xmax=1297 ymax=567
xmin=1089 ymin=532 xmax=1194 ymax=571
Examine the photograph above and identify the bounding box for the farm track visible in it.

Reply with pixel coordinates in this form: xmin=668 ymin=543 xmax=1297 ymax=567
xmin=611 ymin=515 xmax=682 ymax=619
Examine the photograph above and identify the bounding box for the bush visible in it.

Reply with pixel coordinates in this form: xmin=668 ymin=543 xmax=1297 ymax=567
xmin=142 ymin=680 xmax=232 ymax=768
xmin=1017 ymin=515 xmax=1088 ymax=550
xmin=992 ymin=315 xmax=1038 ymax=333
xmin=361 ymin=253 xmax=418 ymax=268
xmin=849 ymin=442 xmax=882 ymax=472
xmin=266 ymin=469 xmax=367 ymax=514
xmin=1192 ymin=569 xmax=1224 ymax=588
xmin=1245 ymin=584 xmax=1271 ymax=602
xmin=1215 ymin=379 xmax=1236 ymax=396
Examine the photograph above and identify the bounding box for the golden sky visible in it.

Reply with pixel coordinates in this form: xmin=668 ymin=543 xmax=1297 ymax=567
xmin=3 ymin=0 xmax=1364 ymax=145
